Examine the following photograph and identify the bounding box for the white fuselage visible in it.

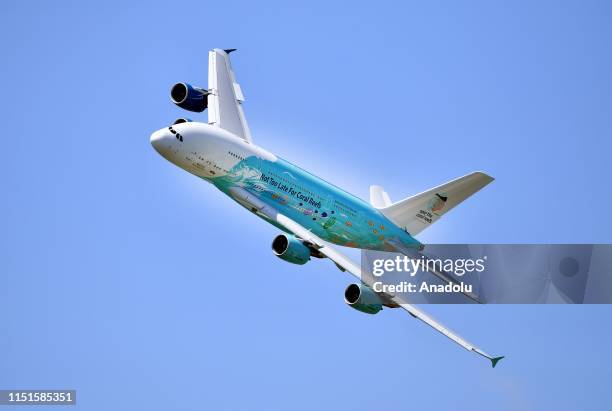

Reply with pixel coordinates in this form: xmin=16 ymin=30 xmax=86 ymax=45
xmin=150 ymin=121 xmax=421 ymax=251
xmin=150 ymin=122 xmax=274 ymax=180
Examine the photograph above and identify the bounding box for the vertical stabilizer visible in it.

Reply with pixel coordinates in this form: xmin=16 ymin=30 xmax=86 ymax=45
xmin=378 ymin=172 xmax=494 ymax=236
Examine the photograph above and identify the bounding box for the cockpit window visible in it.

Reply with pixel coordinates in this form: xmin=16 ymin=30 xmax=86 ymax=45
xmin=167 ymin=126 xmax=183 ymax=142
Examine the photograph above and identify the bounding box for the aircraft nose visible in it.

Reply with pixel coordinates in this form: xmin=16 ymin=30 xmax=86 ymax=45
xmin=150 ymin=128 xmax=171 ymax=154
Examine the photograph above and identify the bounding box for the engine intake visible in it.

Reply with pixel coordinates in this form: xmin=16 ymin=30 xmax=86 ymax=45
xmin=272 ymin=234 xmax=310 ymax=265
xmin=170 ymin=82 xmax=208 ymax=112
xmin=344 ymin=283 xmax=382 ymax=314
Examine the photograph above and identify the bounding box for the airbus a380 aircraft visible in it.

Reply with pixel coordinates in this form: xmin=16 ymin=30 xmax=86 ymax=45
xmin=151 ymin=49 xmax=503 ymax=367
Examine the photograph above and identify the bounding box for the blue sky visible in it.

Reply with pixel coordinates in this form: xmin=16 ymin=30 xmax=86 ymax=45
xmin=1 ymin=1 xmax=611 ymax=410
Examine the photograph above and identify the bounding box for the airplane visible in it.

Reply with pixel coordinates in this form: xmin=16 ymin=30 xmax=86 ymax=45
xmin=150 ymin=48 xmax=504 ymax=368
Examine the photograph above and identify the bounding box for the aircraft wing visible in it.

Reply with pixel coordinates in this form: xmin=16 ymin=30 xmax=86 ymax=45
xmin=272 ymin=212 xmax=504 ymax=368
xmin=207 ymin=48 xmax=252 ymax=143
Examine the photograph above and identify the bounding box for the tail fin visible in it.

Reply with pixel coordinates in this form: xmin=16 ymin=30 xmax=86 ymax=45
xmin=373 ymin=172 xmax=494 ymax=236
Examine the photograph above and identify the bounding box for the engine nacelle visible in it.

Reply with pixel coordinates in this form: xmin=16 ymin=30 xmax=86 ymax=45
xmin=173 ymin=118 xmax=192 ymax=125
xmin=344 ymin=283 xmax=383 ymax=314
xmin=271 ymin=234 xmax=311 ymax=265
xmin=170 ymin=82 xmax=208 ymax=112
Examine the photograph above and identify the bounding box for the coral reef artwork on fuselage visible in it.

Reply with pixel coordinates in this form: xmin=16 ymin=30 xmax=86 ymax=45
xmin=212 ymin=156 xmax=421 ymax=251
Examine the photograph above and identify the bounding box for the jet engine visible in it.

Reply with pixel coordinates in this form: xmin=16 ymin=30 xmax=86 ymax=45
xmin=344 ymin=283 xmax=383 ymax=314
xmin=271 ymin=234 xmax=311 ymax=265
xmin=170 ymin=82 xmax=209 ymax=112
xmin=173 ymin=118 xmax=192 ymax=125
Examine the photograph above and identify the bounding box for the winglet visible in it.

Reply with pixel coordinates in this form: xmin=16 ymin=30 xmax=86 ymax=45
xmin=491 ymin=356 xmax=505 ymax=368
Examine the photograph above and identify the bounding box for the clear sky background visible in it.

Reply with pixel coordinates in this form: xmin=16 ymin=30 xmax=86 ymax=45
xmin=1 ymin=1 xmax=611 ymax=410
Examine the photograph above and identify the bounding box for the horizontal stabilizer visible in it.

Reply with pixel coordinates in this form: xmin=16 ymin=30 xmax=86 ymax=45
xmin=370 ymin=185 xmax=392 ymax=208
